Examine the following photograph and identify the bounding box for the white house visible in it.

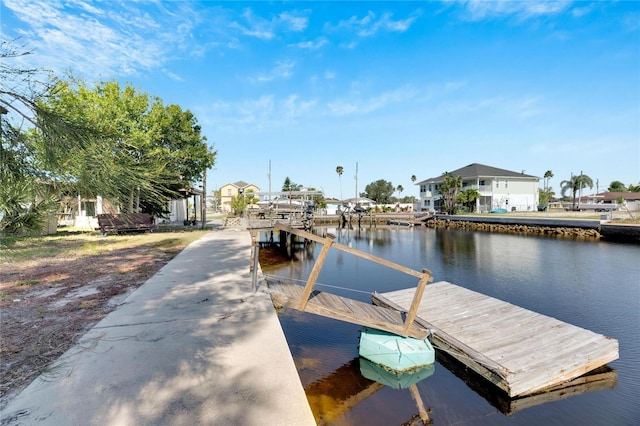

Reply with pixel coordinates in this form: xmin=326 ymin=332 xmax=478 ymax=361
xmin=416 ymin=163 xmax=540 ymax=213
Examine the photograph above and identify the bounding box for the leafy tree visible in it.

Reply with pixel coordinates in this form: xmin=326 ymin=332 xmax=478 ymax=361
xmin=1 ymin=42 xmax=81 ymax=233
xmin=457 ymin=188 xmax=480 ymax=213
xmin=362 ymin=179 xmax=395 ymax=204
xmin=38 ymin=78 xmax=215 ymax=217
xmin=306 ymin=187 xmax=327 ymax=209
xmin=143 ymin=101 xmax=216 ymax=216
xmin=231 ymin=194 xmax=248 ymax=216
xmin=538 ymin=188 xmax=552 ymax=208
xmin=537 ymin=170 xmax=555 ymax=209
xmin=608 ymin=181 xmax=627 ymax=192
xmin=1 ymin=43 xmax=216 ymax=230
xmin=336 ymin=166 xmax=344 ymax=201
xmin=439 ymin=172 xmax=462 ymax=214
xmin=560 ymin=173 xmax=594 ymax=210
xmin=628 ymin=183 xmax=640 ymax=192
xmin=282 ymin=177 xmax=302 ymax=192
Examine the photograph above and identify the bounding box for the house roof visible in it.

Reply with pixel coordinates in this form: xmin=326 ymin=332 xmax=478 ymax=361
xmin=222 ymin=181 xmax=259 ymax=189
xmin=343 ymin=197 xmax=376 ymax=205
xmin=592 ymin=192 xmax=640 ymax=202
xmin=179 ymin=187 xmax=203 ymax=196
xmin=416 ymin=163 xmax=538 ymax=184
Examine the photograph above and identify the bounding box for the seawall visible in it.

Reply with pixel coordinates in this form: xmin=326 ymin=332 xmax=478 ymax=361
xmin=424 ymin=215 xmax=640 ymax=242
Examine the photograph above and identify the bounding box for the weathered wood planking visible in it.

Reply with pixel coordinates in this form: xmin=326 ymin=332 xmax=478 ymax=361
xmin=267 ymin=281 xmax=429 ymax=339
xmin=373 ymin=281 xmax=619 ymax=397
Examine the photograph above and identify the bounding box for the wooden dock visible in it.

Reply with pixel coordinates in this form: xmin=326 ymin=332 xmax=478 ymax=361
xmin=373 ymin=282 xmax=619 ymax=397
xmin=267 ymin=280 xmax=429 ymax=339
xmin=266 ymin=223 xmax=434 ymax=339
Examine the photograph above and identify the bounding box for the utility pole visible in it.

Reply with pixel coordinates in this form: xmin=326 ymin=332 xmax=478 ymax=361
xmin=355 ymin=161 xmax=359 ymax=206
xmin=201 ymin=172 xmax=206 ymax=229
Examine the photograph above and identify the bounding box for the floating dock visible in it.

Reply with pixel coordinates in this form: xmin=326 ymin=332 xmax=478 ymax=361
xmin=265 ymin=224 xmax=619 ymax=398
xmin=373 ymin=282 xmax=619 ymax=397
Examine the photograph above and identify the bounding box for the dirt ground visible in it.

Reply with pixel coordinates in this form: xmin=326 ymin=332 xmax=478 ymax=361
xmin=0 ymin=230 xmax=207 ymax=410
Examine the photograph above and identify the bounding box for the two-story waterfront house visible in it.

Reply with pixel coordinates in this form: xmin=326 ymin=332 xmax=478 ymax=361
xmin=219 ymin=181 xmax=260 ymax=213
xmin=416 ymin=163 xmax=540 ymax=213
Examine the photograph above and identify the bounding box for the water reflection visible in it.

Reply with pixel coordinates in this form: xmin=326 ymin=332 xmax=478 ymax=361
xmin=435 ymin=349 xmax=617 ymax=416
xmin=359 ymin=358 xmax=435 ymax=390
xmin=304 ymin=356 xmax=436 ymax=425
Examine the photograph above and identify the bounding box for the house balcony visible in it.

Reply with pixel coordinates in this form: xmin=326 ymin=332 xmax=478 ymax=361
xmin=462 ymin=184 xmax=493 ymax=194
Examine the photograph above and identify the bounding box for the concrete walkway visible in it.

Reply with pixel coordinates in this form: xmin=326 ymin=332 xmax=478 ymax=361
xmin=1 ymin=227 xmax=315 ymax=425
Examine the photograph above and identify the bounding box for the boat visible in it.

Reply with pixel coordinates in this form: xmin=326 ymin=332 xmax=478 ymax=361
xmin=359 ymin=327 xmax=435 ymax=373
xmin=387 ymin=220 xmax=413 ymax=227
xmin=359 ymin=357 xmax=435 ymax=389
xmin=490 ymin=208 xmax=507 ymax=213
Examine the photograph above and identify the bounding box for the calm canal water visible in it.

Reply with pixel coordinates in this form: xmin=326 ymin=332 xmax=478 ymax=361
xmin=259 ymin=226 xmax=639 ymax=426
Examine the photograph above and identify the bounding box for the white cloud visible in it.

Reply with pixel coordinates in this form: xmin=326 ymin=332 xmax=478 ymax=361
xmin=440 ymin=92 xmax=544 ymax=120
xmin=284 ymin=94 xmax=317 ymax=118
xmin=2 ymin=0 xmax=195 ymax=78
xmin=444 ymin=80 xmax=468 ymax=92
xmin=291 ymin=38 xmax=328 ymax=50
xmin=230 ymin=8 xmax=275 ymax=40
xmin=203 ymin=93 xmax=319 ymax=132
xmin=201 ymin=86 xmax=420 ymax=132
xmin=163 ymin=69 xmax=184 ymax=82
xmin=455 ymin=0 xmax=572 ymax=21
xmin=251 ymin=60 xmax=296 ymax=83
xmin=279 ymin=12 xmax=309 ymax=32
xmin=230 ymin=8 xmax=309 ymax=40
xmin=331 ymin=10 xmax=418 ymax=38
xmin=327 ymin=86 xmax=418 ymax=116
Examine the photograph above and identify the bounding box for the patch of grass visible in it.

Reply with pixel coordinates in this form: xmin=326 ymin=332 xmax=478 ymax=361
xmin=16 ymin=279 xmax=40 ymax=287
xmin=0 ymin=230 xmax=209 ymax=264
xmin=150 ymin=237 xmax=183 ymax=248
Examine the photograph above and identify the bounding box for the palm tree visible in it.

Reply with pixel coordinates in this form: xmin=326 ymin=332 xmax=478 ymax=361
xmin=560 ymin=173 xmax=594 ymax=210
xmin=440 ymin=172 xmax=462 ymax=214
xmin=457 ymin=188 xmax=480 ymax=212
xmin=397 ymin=185 xmax=404 ymax=202
xmin=543 ymin=170 xmax=553 ymax=193
xmin=336 ymin=166 xmax=344 ymax=202
xmin=608 ymin=181 xmax=627 ymax=192
xmin=411 ymin=175 xmax=416 ymax=184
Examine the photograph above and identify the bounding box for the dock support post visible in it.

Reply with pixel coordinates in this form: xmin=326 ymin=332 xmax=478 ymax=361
xmin=402 ymin=269 xmax=433 ymax=335
xmin=251 ymin=242 xmax=260 ymax=292
xmin=298 ymin=235 xmax=335 ymax=311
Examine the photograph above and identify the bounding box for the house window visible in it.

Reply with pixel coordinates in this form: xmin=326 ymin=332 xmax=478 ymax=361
xmin=420 ymin=185 xmax=426 ymax=193
xmin=428 ymin=184 xmax=432 ymax=192
xmin=227 ymin=189 xmax=232 ymax=196
xmin=505 ymin=181 xmax=509 ymax=188
xmin=479 ymin=180 xmax=485 ymax=186
xmin=496 ymin=181 xmax=499 ymax=188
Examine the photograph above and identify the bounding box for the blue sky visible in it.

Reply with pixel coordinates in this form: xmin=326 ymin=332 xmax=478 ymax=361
xmin=2 ymin=1 xmax=639 ymax=199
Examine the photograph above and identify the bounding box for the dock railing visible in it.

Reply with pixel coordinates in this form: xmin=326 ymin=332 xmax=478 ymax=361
xmin=273 ymin=223 xmax=433 ymax=335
